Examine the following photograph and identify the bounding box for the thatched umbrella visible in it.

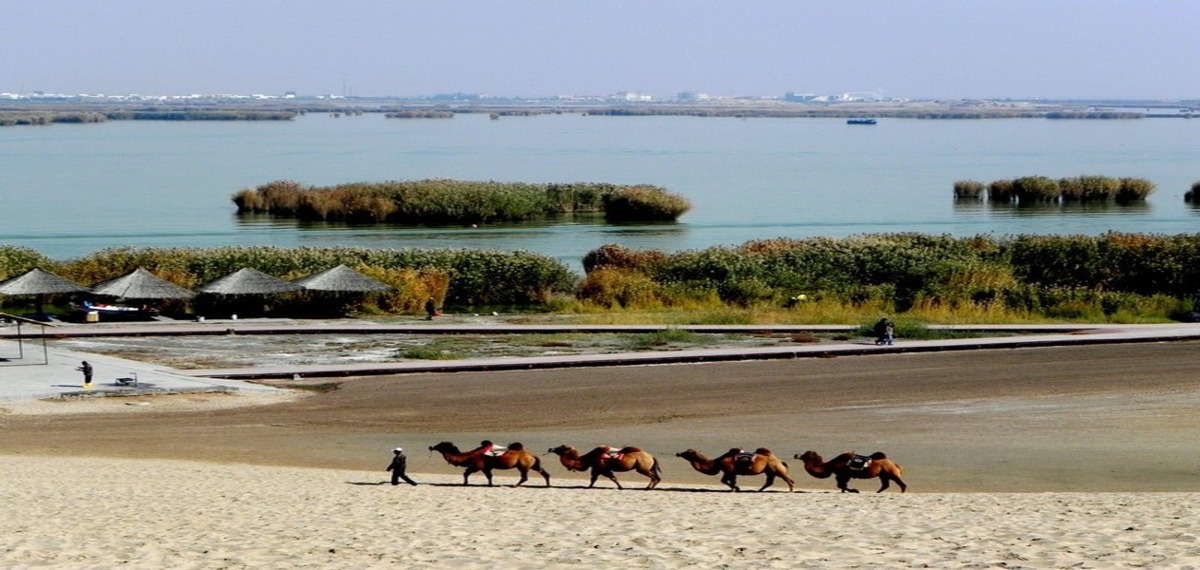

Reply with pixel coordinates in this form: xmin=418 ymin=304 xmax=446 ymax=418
xmin=198 ymin=268 xmax=300 ymax=295
xmin=196 ymin=268 xmax=300 ymax=318
xmin=0 ymin=267 xmax=92 ymax=314
xmin=91 ymin=267 xmax=195 ymax=300
xmin=290 ymin=265 xmax=391 ymax=317
xmin=0 ymin=267 xmax=91 ymax=296
xmin=291 ymin=264 xmax=392 ymax=293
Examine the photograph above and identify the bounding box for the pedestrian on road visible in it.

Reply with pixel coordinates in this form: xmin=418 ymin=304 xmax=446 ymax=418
xmin=387 ymin=447 xmax=418 ymax=486
xmin=873 ymin=318 xmax=895 ymax=346
xmin=77 ymin=361 xmax=93 ymax=388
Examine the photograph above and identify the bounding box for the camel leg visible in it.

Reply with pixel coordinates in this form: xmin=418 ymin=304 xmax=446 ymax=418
xmin=636 ymin=467 xmax=658 ymax=490
xmin=880 ymin=472 xmax=907 ymax=493
xmin=483 ymin=468 xmax=495 ymax=487
xmin=539 ymin=466 xmax=552 ymax=487
xmin=605 ymin=471 xmax=623 ymax=490
xmin=462 ymin=466 xmax=479 ymax=486
xmin=836 ymin=474 xmax=859 ymax=493
xmin=758 ymin=472 xmax=776 ymax=492
xmin=781 ymin=473 xmax=795 ymax=493
xmin=588 ymin=470 xmax=600 ymax=488
xmin=876 ymin=476 xmax=890 ymax=493
xmin=514 ymin=467 xmax=529 ymax=487
xmin=722 ymin=473 xmax=740 ymax=492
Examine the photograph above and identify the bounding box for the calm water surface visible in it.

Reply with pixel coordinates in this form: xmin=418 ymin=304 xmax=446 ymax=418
xmin=1 ymin=113 xmax=1197 ymax=270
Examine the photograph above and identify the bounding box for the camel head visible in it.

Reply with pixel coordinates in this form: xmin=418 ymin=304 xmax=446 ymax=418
xmin=430 ymin=442 xmax=458 ymax=453
xmin=547 ymin=445 xmax=576 ymax=456
xmin=676 ymin=449 xmax=704 ymax=461
xmin=795 ymin=451 xmax=821 ymax=462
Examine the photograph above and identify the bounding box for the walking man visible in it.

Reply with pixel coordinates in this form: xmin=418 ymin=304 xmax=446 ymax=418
xmin=386 ymin=447 xmax=418 ymax=486
xmin=77 ymin=360 xmax=93 ymax=388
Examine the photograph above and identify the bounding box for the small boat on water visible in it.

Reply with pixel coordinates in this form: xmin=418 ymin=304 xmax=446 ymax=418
xmin=847 ymin=118 xmax=878 ymax=125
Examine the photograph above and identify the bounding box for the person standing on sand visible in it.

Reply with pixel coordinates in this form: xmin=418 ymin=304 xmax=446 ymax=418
xmin=77 ymin=361 xmax=93 ymax=388
xmin=386 ymin=447 xmax=418 ymax=486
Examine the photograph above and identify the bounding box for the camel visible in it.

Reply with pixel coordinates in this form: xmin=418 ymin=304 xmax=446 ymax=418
xmin=794 ymin=450 xmax=907 ymax=493
xmin=675 ymin=447 xmax=795 ymax=492
xmin=547 ymin=445 xmax=662 ymax=490
xmin=429 ymin=441 xmax=551 ymax=487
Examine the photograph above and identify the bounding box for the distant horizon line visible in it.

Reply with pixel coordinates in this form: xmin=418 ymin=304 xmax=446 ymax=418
xmin=3 ymin=91 xmax=1198 ymax=105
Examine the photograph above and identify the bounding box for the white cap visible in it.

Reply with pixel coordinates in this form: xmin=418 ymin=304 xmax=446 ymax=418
xmin=393 ymin=447 xmax=403 ymax=452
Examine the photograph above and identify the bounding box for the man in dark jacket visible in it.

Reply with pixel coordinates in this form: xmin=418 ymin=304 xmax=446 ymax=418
xmin=77 ymin=361 xmax=93 ymax=388
xmin=386 ymin=447 xmax=418 ymax=486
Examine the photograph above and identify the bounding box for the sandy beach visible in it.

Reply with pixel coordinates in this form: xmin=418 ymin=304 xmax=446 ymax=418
xmin=3 ymin=341 xmax=1200 ymax=567
xmin=2 ymin=456 xmax=1197 ymax=568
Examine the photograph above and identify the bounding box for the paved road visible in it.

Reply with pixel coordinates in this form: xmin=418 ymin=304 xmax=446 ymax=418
xmin=3 ymin=319 xmax=1198 ymax=400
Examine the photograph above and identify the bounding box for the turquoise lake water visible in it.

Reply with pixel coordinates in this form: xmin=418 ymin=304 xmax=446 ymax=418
xmin=1 ymin=113 xmax=1197 ymax=270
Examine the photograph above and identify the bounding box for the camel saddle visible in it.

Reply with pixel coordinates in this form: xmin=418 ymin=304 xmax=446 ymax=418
xmin=847 ymin=455 xmax=872 ymax=471
xmin=733 ymin=451 xmax=755 ymax=464
xmin=600 ymin=447 xmax=626 ymax=461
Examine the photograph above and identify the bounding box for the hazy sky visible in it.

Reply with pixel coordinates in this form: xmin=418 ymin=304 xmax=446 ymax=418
xmin=4 ymin=0 xmax=1197 ymax=100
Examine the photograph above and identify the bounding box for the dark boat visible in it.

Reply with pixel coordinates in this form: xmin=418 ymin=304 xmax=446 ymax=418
xmin=847 ymin=118 xmax=877 ymax=125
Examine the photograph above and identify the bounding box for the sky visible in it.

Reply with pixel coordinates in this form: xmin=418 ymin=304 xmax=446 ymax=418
xmin=3 ymin=0 xmax=1198 ymax=100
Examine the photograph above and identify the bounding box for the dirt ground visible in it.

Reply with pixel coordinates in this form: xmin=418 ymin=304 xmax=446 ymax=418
xmin=3 ymin=341 xmax=1199 ymax=492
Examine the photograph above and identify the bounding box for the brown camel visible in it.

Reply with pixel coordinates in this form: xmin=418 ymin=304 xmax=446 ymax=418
xmin=794 ymin=450 xmax=907 ymax=493
xmin=429 ymin=441 xmax=551 ymax=487
xmin=675 ymin=447 xmax=795 ymax=492
xmin=547 ymin=445 xmax=662 ymax=490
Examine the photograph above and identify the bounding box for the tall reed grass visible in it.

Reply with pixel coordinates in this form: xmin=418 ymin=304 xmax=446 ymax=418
xmin=45 ymin=246 xmax=575 ymax=310
xmin=953 ymin=180 xmax=985 ymax=199
xmin=575 ymin=233 xmax=1200 ymax=321
xmin=968 ymin=176 xmax=1155 ymax=203
xmin=233 ymin=179 xmax=691 ymax=223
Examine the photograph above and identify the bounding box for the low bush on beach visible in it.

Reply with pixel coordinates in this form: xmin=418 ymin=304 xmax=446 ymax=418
xmin=232 ymin=179 xmax=691 ymax=223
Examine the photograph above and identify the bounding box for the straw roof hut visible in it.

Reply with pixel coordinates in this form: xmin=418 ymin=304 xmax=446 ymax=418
xmin=291 ymin=264 xmax=392 ymax=293
xmin=0 ymin=267 xmax=91 ymax=296
xmin=91 ymin=267 xmax=195 ymax=300
xmin=0 ymin=267 xmax=92 ymax=316
xmin=197 ymin=268 xmax=300 ymax=295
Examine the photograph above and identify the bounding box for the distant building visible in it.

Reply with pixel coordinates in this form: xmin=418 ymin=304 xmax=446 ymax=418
xmin=677 ymin=91 xmax=710 ymax=102
xmin=612 ymin=91 xmax=654 ymax=102
xmin=784 ymin=92 xmax=818 ymax=102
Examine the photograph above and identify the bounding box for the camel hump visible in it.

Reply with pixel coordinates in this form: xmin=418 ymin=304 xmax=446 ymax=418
xmin=507 ymin=442 xmax=524 ymax=451
xmin=869 ymin=451 xmax=888 ymax=460
xmin=618 ymin=446 xmax=641 ymax=454
xmin=753 ymin=447 xmax=773 ymax=456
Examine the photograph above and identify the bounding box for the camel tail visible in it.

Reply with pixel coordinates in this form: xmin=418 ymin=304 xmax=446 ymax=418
xmin=652 ymin=457 xmax=662 ymax=476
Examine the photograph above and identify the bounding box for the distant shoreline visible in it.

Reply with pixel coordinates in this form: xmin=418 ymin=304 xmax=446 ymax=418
xmin=3 ymin=99 xmax=1184 ymax=127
